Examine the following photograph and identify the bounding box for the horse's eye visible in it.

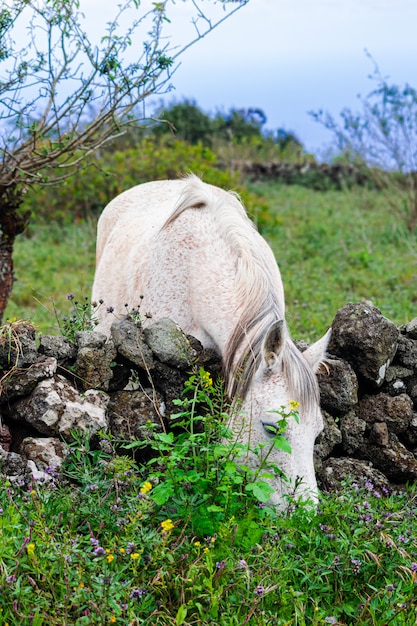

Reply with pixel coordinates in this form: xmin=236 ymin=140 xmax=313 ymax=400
xmin=261 ymin=421 xmax=281 ymax=437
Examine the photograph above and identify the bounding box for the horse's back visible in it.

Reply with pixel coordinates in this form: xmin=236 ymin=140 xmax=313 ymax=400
xmin=95 ymin=179 xmax=187 ymax=264
xmin=92 ymin=176 xmax=247 ymax=337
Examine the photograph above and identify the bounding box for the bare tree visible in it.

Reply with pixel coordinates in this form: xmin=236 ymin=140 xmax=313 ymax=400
xmin=311 ymin=53 xmax=417 ymax=233
xmin=0 ymin=0 xmax=248 ymax=321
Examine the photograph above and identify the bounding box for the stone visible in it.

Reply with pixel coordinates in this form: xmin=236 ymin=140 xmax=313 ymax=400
xmin=408 ymin=379 xmax=417 ymax=408
xmin=317 ymin=357 xmax=358 ymax=416
xmin=317 ymin=457 xmax=391 ymax=492
xmin=148 ymin=361 xmax=190 ymax=416
xmin=400 ymin=412 xmax=417 ymax=449
xmin=369 ymin=421 xmax=389 ymax=446
xmin=314 ymin=411 xmax=342 ymax=462
xmin=357 ymin=432 xmax=417 ymax=482
xmin=394 ymin=335 xmax=417 ymax=369
xmin=339 ymin=410 xmax=366 ymax=455
xmin=382 ymin=365 xmax=414 ymax=396
xmin=0 ymin=423 xmax=12 ymax=451
xmin=328 ymin=302 xmax=399 ymax=386
xmin=143 ymin=318 xmax=197 ymax=369
xmin=110 ymin=317 xmax=154 ymax=370
xmin=38 ymin=334 xmax=77 ymax=366
xmin=75 ymin=331 xmax=116 ymax=391
xmin=0 ymin=357 xmax=57 ymax=404
xmin=0 ymin=447 xmax=31 ymax=484
xmin=402 ymin=317 xmax=417 ymax=339
xmin=9 ymin=375 xmax=109 ymax=440
xmin=0 ymin=322 xmax=38 ymax=370
xmin=19 ymin=437 xmax=68 ymax=470
xmin=357 ymin=393 xmax=414 ymax=434
xmin=107 ymin=389 xmax=166 ymax=444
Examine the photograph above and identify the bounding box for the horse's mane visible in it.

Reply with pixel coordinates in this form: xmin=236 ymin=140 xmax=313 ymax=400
xmin=163 ymin=175 xmax=319 ymax=412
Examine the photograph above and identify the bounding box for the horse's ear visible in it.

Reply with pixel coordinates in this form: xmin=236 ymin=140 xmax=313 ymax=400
xmin=263 ymin=319 xmax=285 ymax=368
xmin=303 ymin=328 xmax=332 ymax=373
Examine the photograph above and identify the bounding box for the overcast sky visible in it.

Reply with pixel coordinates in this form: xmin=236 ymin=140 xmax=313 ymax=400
xmin=13 ymin=0 xmax=417 ymax=156
xmin=163 ymin=0 xmax=417 ymax=155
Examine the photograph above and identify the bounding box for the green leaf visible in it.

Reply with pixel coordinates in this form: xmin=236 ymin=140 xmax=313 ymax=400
xmin=274 ymin=436 xmax=292 ymax=454
xmin=150 ymin=481 xmax=175 ymax=505
xmin=175 ymin=605 xmax=187 ymax=625
xmin=154 ymin=432 xmax=175 ymax=446
xmin=206 ymin=504 xmax=224 ymax=513
xmin=245 ymin=480 xmax=274 ymax=503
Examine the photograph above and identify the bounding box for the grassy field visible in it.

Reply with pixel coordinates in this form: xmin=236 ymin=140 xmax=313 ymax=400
xmin=5 ymin=182 xmax=417 ymax=339
xmin=1 ymin=369 xmax=417 ymax=625
xmin=2 ymin=180 xmax=417 ymax=624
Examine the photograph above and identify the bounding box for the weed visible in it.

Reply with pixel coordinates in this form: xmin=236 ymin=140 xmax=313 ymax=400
xmin=1 ymin=435 xmax=417 ymax=624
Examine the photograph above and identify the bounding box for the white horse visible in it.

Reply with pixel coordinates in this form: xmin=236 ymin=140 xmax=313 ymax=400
xmin=92 ymin=174 xmax=330 ymax=507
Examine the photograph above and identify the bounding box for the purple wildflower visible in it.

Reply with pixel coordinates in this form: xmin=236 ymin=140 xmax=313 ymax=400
xmin=93 ymin=546 xmax=106 ymax=557
xmin=351 ymin=558 xmax=361 ymax=574
xmin=411 ymin=562 xmax=417 ymax=573
xmin=130 ymin=588 xmax=147 ymax=600
xmin=125 ymin=542 xmax=136 ymax=555
xmin=66 ymin=293 xmax=75 ymax=300
xmin=254 ymin=585 xmax=265 ymax=597
xmin=45 ymin=465 xmax=59 ymax=478
xmin=106 ymin=306 xmax=114 ymax=314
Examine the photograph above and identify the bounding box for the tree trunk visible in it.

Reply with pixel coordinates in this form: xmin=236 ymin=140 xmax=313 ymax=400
xmin=0 ymin=186 xmax=29 ymax=325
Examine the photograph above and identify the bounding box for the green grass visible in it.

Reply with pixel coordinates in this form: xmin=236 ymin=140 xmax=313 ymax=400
xmin=5 ymin=183 xmax=417 ymax=340
xmin=2 ymin=201 xmax=417 ymax=624
xmin=251 ymin=183 xmax=417 ymax=340
xmin=1 ymin=419 xmax=417 ymax=625
xmin=4 ymin=219 xmax=97 ymax=335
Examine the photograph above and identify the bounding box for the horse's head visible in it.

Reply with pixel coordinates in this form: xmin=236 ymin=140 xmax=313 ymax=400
xmin=232 ymin=320 xmax=330 ymax=510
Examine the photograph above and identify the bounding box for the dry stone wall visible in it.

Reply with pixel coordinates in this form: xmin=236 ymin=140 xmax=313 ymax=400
xmin=1 ymin=304 xmax=417 ymax=496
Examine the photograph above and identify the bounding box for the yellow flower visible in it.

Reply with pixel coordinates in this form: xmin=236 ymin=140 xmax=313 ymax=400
xmin=119 ymin=548 xmax=125 ymax=554
xmin=203 ymin=547 xmax=210 ymax=554
xmin=110 ymin=617 xmax=117 ymax=623
xmin=194 ymin=541 xmax=201 ymax=547
xmin=26 ymin=543 xmax=35 ymax=557
xmin=130 ymin=552 xmax=141 ymax=560
xmin=289 ymin=400 xmax=300 ymax=411
xmin=161 ymin=519 xmax=174 ymax=533
xmin=200 ymin=370 xmax=213 ymax=388
xmin=79 ymin=581 xmax=85 ymax=589
xmin=140 ymin=481 xmax=152 ymax=494
xmin=106 ymin=554 xmax=114 ymax=563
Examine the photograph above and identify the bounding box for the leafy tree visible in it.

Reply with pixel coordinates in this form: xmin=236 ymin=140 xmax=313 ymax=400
xmin=213 ymin=107 xmax=267 ymax=142
xmin=0 ymin=0 xmax=248 ymax=322
xmin=152 ymin=99 xmax=214 ymax=145
xmin=274 ymin=128 xmax=303 ymax=154
xmin=311 ymin=54 xmax=417 ymax=232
